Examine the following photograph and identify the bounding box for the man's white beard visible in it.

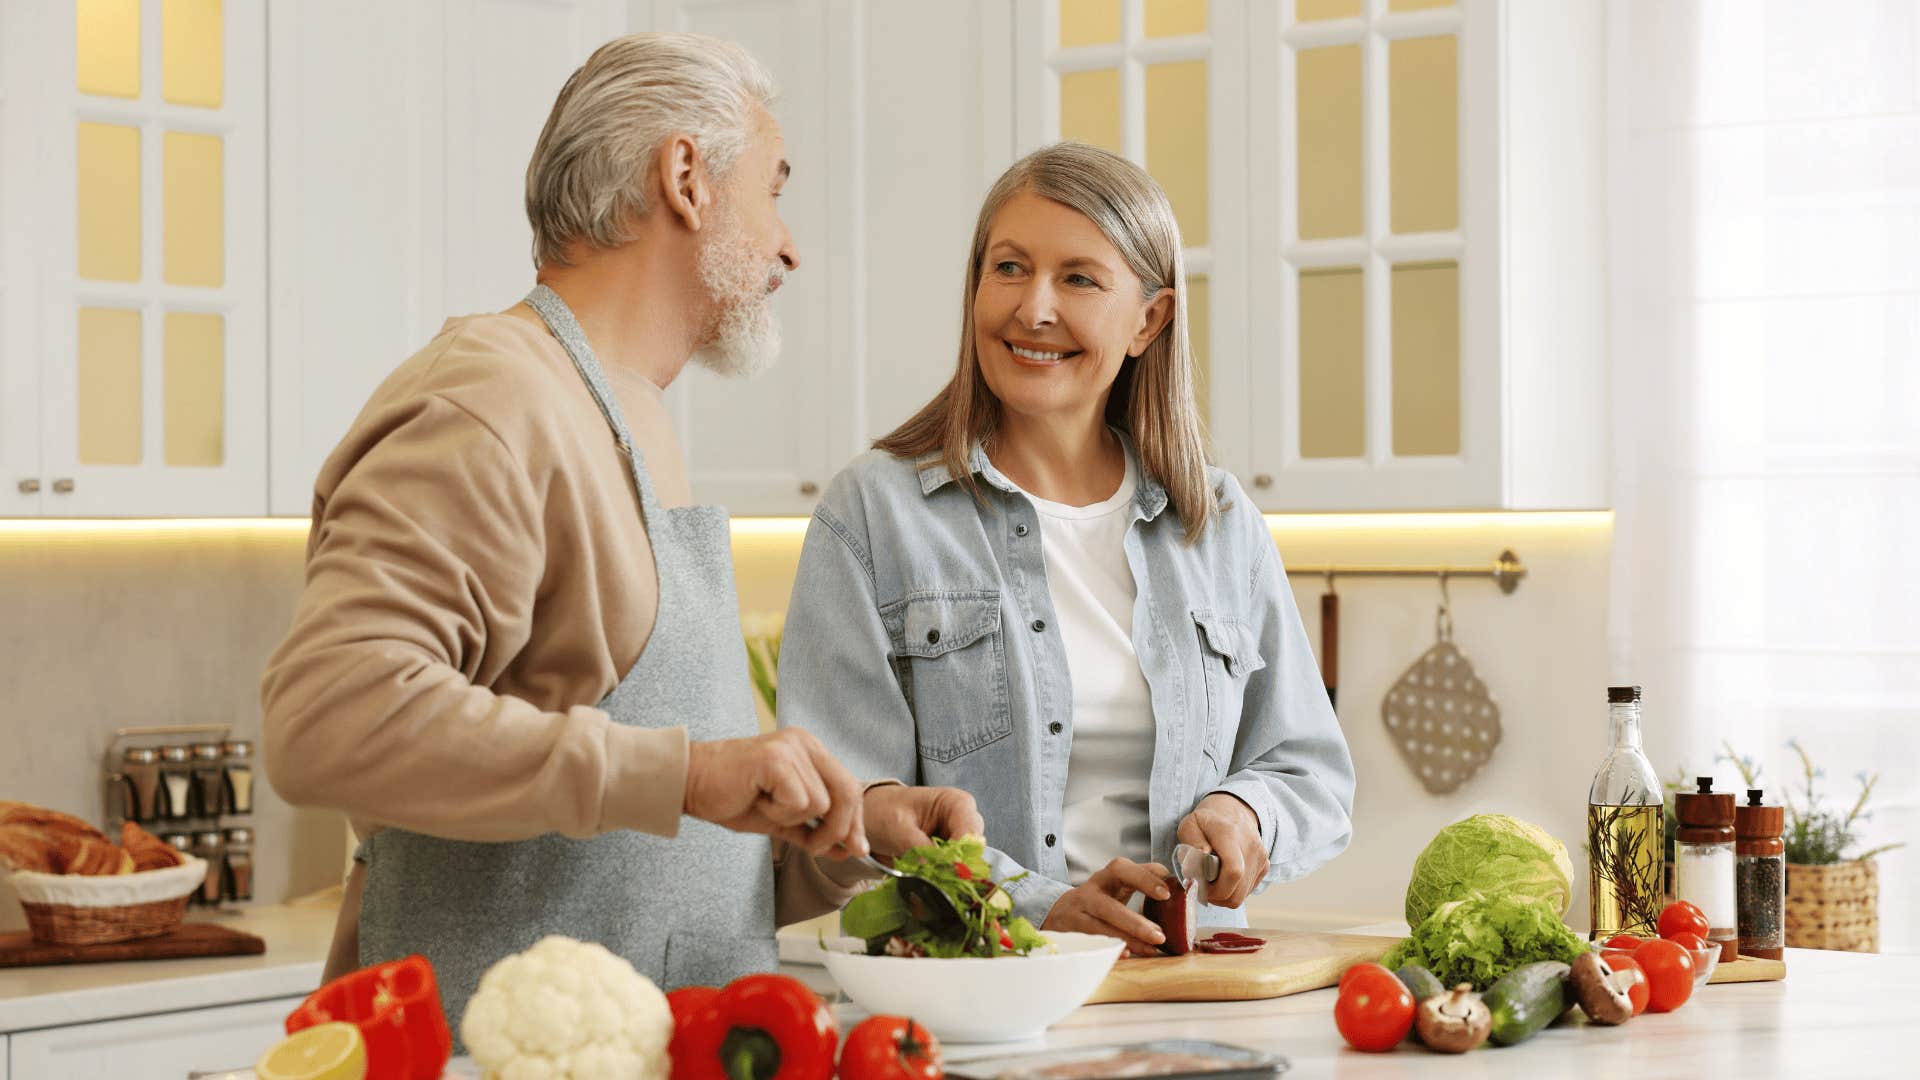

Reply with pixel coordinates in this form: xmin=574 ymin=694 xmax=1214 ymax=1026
xmin=693 ymin=209 xmax=783 ymax=379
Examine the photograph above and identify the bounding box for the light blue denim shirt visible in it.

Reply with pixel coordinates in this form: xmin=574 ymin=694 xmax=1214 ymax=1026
xmin=777 ymin=438 xmax=1356 ymax=927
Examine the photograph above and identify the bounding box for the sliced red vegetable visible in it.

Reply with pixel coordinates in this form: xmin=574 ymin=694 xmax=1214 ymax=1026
xmin=953 ymin=862 xmax=973 ymax=881
xmin=1141 ymin=875 xmax=1197 ymax=956
xmin=285 ymin=955 xmax=451 ymax=1080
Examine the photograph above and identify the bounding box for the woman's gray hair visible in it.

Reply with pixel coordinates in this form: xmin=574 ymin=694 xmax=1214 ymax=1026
xmin=525 ymin=32 xmax=776 ymax=268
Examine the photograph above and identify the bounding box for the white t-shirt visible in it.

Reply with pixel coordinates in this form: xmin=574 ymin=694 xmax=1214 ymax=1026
xmin=1013 ymin=454 xmax=1157 ymax=883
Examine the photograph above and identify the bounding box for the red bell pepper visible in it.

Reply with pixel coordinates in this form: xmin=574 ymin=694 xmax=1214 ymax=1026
xmin=286 ymin=954 xmax=452 ymax=1080
xmin=670 ymin=973 xmax=838 ymax=1080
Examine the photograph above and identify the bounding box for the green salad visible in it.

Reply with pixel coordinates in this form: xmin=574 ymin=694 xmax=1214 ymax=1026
xmin=839 ymin=836 xmax=1049 ymax=958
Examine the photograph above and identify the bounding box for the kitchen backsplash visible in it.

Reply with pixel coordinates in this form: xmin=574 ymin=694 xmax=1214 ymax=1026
xmin=1 ymin=512 xmax=1613 ymax=933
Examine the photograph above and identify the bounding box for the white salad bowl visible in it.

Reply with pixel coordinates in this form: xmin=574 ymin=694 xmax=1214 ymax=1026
xmin=819 ymin=932 xmax=1125 ymax=1044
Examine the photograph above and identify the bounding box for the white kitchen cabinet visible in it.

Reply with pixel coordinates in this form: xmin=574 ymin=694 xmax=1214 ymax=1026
xmin=1011 ymin=0 xmax=1606 ymax=511
xmin=7 ymin=994 xmax=303 ymax=1079
xmin=0 ymin=0 xmax=268 ymax=516
xmin=2 ymin=1031 xmax=9 ymax=1080
xmin=266 ymin=0 xmax=627 ymax=515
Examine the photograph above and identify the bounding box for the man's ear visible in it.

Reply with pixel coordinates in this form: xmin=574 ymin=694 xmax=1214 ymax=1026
xmin=656 ymin=133 xmax=712 ymax=232
xmin=1128 ymin=287 xmax=1177 ymax=357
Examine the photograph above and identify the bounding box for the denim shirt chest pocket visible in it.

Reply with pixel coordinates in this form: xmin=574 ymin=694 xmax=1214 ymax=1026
xmin=1191 ymin=610 xmax=1268 ymax=775
xmin=884 ymin=591 xmax=1013 ymax=763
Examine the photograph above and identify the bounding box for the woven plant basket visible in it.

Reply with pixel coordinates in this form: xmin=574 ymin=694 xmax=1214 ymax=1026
xmin=1786 ymin=858 xmax=1878 ymax=953
xmin=9 ymin=856 xmax=208 ymax=946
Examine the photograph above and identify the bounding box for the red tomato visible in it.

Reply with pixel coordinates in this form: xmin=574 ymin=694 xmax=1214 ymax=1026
xmin=840 ymin=1016 xmax=943 ymax=1080
xmin=1658 ymin=900 xmax=1710 ymax=942
xmin=1666 ymin=931 xmax=1708 ymax=953
xmin=1635 ymin=938 xmax=1696 ymax=1013
xmin=1334 ymin=965 xmax=1415 ymax=1052
xmin=1601 ymin=953 xmax=1652 ymax=1016
xmin=1603 ymin=933 xmax=1650 ymax=951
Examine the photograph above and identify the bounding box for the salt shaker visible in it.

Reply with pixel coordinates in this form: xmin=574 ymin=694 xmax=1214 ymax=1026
xmin=1735 ymin=788 xmax=1786 ymax=960
xmin=159 ymin=746 xmax=195 ymax=820
xmin=1674 ymin=776 xmax=1739 ymax=962
xmin=222 ymin=739 xmax=255 ymax=815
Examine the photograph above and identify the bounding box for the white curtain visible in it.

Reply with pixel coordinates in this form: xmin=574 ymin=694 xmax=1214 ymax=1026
xmin=1606 ymin=0 xmax=1919 ymax=952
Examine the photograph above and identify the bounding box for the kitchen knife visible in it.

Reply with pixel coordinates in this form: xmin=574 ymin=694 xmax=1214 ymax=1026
xmin=1172 ymin=843 xmax=1220 ymax=906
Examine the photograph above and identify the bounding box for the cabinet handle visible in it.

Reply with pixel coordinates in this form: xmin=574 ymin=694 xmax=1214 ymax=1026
xmin=799 ymin=481 xmax=819 ymax=497
xmin=1253 ymin=474 xmax=1273 ymax=489
xmin=16 ymin=478 xmax=39 ymax=494
xmin=52 ymin=478 xmax=75 ymax=494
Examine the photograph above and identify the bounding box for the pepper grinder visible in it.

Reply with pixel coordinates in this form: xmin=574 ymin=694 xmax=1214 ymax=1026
xmin=1735 ymin=789 xmax=1786 ymax=961
xmin=191 ymin=742 xmax=226 ymax=819
xmin=158 ymin=746 xmax=195 ymax=820
xmin=1674 ymin=777 xmax=1740 ymax=963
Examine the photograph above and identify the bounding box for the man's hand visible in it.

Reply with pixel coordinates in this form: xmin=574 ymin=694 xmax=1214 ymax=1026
xmin=1176 ymin=793 xmax=1267 ymax=908
xmin=683 ymin=728 xmax=866 ymax=858
xmin=1041 ymin=858 xmax=1173 ymax=958
xmin=861 ymin=784 xmax=985 ymax=858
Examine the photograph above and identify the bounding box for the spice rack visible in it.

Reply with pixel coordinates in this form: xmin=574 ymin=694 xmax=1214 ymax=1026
xmin=101 ymin=723 xmax=257 ymax=908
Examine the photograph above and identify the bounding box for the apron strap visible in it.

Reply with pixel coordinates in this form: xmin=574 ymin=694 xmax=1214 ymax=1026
xmin=523 ymin=285 xmax=664 ymax=518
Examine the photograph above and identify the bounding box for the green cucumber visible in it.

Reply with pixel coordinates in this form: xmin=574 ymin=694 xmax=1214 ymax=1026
xmin=1482 ymin=961 xmax=1572 ymax=1046
xmin=1395 ymin=964 xmax=1446 ymax=1003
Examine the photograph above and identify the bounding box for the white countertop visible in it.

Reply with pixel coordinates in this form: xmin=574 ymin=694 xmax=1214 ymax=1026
xmin=0 ymin=903 xmax=334 ymax=1033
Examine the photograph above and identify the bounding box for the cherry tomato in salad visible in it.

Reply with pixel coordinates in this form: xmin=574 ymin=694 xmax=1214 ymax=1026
xmin=840 ymin=1016 xmax=944 ymax=1080
xmin=1601 ymin=953 xmax=1651 ymax=1016
xmin=1635 ymin=938 xmax=1696 ymax=1013
xmin=1658 ymin=900 xmax=1710 ymax=942
xmin=1603 ymin=933 xmax=1650 ymax=952
xmin=1334 ymin=964 xmax=1415 ymax=1052
xmin=953 ymin=862 xmax=973 ymax=881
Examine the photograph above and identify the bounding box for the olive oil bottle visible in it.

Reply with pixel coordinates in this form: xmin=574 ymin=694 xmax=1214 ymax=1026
xmin=1588 ymin=686 xmax=1664 ymax=939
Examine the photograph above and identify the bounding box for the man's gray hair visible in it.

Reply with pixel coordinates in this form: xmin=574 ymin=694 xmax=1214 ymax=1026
xmin=525 ymin=32 xmax=776 ymax=268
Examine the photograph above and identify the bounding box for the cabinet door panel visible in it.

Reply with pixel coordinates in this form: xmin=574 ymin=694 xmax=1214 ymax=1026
xmin=8 ymin=995 xmax=304 ymax=1079
xmin=0 ymin=2 xmax=44 ymax=514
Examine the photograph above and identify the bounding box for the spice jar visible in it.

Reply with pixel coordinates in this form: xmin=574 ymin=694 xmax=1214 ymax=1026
xmin=159 ymin=746 xmax=195 ymax=820
xmin=223 ymin=827 xmax=254 ymax=902
xmin=1674 ymin=776 xmax=1739 ymax=962
xmin=191 ymin=743 xmax=226 ymax=818
xmin=120 ymin=746 xmax=161 ymax=821
xmin=192 ymin=831 xmax=226 ymax=905
xmin=1735 ymin=788 xmax=1785 ymax=961
xmin=222 ymin=739 xmax=255 ymax=815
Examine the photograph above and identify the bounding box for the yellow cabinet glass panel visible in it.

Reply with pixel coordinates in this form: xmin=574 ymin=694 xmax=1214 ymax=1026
xmin=77 ymin=0 xmax=140 ymax=98
xmin=78 ymin=307 xmax=143 ymax=466
xmin=1389 ymin=35 xmax=1458 ymax=234
xmin=1295 ymin=0 xmax=1361 ymax=21
xmin=1299 ymin=267 xmax=1365 ymax=459
xmin=1389 ymin=0 xmax=1454 ymax=11
xmin=1145 ymin=0 xmax=1206 ymax=38
xmin=1183 ymin=275 xmax=1210 ymax=429
xmin=1390 ymin=261 xmax=1459 ymax=456
xmin=1296 ymin=46 xmax=1362 ymax=240
xmin=163 ymin=131 xmax=224 ymax=286
xmin=1060 ymin=68 xmax=1122 ymax=154
xmin=1060 ymin=0 xmax=1120 ymax=47
xmin=1146 ymin=60 xmax=1208 ymax=248
xmin=164 ymin=312 xmax=224 ymax=466
xmin=162 ymin=0 xmax=224 ymax=108
xmin=77 ymin=122 xmax=142 ymax=282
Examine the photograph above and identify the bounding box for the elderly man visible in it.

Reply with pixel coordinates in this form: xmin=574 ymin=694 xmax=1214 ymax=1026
xmin=261 ymin=32 xmax=979 ymax=1021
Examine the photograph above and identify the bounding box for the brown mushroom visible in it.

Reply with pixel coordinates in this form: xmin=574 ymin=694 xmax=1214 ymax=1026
xmin=1415 ymin=984 xmax=1492 ymax=1053
xmin=1570 ymin=950 xmax=1635 ymax=1026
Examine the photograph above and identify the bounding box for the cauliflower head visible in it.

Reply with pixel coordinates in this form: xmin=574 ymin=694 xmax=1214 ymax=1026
xmin=461 ymin=935 xmax=674 ymax=1080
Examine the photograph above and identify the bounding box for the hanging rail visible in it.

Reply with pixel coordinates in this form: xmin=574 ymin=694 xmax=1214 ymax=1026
xmin=1283 ymin=549 xmax=1526 ymax=595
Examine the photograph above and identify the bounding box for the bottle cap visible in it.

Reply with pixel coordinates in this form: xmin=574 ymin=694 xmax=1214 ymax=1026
xmin=1608 ymin=686 xmax=1643 ymax=703
xmin=1696 ymin=777 xmax=1714 ymax=793
xmin=1748 ymin=788 xmax=1764 ymax=806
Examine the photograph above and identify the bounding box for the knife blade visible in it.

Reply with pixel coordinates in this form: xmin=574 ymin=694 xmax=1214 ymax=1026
xmin=1172 ymin=843 xmax=1220 ymax=907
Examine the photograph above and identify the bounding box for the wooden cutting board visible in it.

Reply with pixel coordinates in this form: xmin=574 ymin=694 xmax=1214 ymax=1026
xmin=0 ymin=922 xmax=265 ymax=968
xmin=1707 ymin=954 xmax=1786 ymax=984
xmin=1085 ymin=929 xmax=1399 ymax=1004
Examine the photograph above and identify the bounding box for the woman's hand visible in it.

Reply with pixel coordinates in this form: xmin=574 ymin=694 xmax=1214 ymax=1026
xmin=861 ymin=784 xmax=985 ymax=858
xmin=1041 ymin=858 xmax=1173 ymax=957
xmin=1176 ymin=794 xmax=1268 ymax=908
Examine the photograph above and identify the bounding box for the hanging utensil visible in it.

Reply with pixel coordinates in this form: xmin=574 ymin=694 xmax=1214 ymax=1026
xmin=1320 ymin=571 xmax=1340 ymax=710
xmin=1381 ymin=573 xmax=1503 ymax=795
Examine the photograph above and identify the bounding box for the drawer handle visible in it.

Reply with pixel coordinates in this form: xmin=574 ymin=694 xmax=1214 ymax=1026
xmin=52 ymin=478 xmax=75 ymax=494
xmin=1252 ymin=474 xmax=1273 ymax=489
xmin=16 ymin=478 xmax=39 ymax=494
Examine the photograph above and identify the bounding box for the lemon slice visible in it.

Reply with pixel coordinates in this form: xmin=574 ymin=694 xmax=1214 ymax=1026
xmin=255 ymin=1022 xmax=368 ymax=1080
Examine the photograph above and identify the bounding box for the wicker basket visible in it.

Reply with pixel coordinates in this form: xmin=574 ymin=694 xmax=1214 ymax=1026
xmin=9 ymin=856 xmax=208 ymax=946
xmin=1786 ymin=858 xmax=1878 ymax=953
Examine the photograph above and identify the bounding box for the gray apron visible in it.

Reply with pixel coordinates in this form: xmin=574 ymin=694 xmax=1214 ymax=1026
xmin=358 ymin=285 xmax=775 ymax=1027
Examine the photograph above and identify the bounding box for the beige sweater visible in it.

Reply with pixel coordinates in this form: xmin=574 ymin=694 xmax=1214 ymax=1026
xmin=261 ymin=312 xmax=861 ymax=976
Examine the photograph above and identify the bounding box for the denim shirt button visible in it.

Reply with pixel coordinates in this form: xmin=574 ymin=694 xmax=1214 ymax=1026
xmin=926 ymin=628 xmax=940 ymax=645
xmin=1015 ymin=523 xmax=1029 ymax=537
xmin=1049 ymin=721 xmax=1063 ymax=734
xmin=1044 ymin=833 xmax=1057 ymax=847
xmin=1031 ymin=619 xmax=1047 ymax=633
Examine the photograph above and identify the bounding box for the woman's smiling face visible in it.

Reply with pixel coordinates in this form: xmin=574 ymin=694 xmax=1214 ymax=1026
xmin=973 ymin=190 xmax=1171 ymax=426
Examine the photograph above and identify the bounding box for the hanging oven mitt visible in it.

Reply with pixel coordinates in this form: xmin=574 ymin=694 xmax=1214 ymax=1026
xmin=1381 ymin=605 xmax=1502 ymax=794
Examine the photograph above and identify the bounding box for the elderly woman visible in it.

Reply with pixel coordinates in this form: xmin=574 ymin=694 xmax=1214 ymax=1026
xmin=778 ymin=143 xmax=1355 ymax=955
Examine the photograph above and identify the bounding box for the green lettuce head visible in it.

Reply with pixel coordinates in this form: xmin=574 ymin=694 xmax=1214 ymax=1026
xmin=1404 ymin=814 xmax=1574 ymax=928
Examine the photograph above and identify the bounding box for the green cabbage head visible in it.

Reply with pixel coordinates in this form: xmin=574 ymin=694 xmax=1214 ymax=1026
xmin=1404 ymin=814 xmax=1574 ymax=928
